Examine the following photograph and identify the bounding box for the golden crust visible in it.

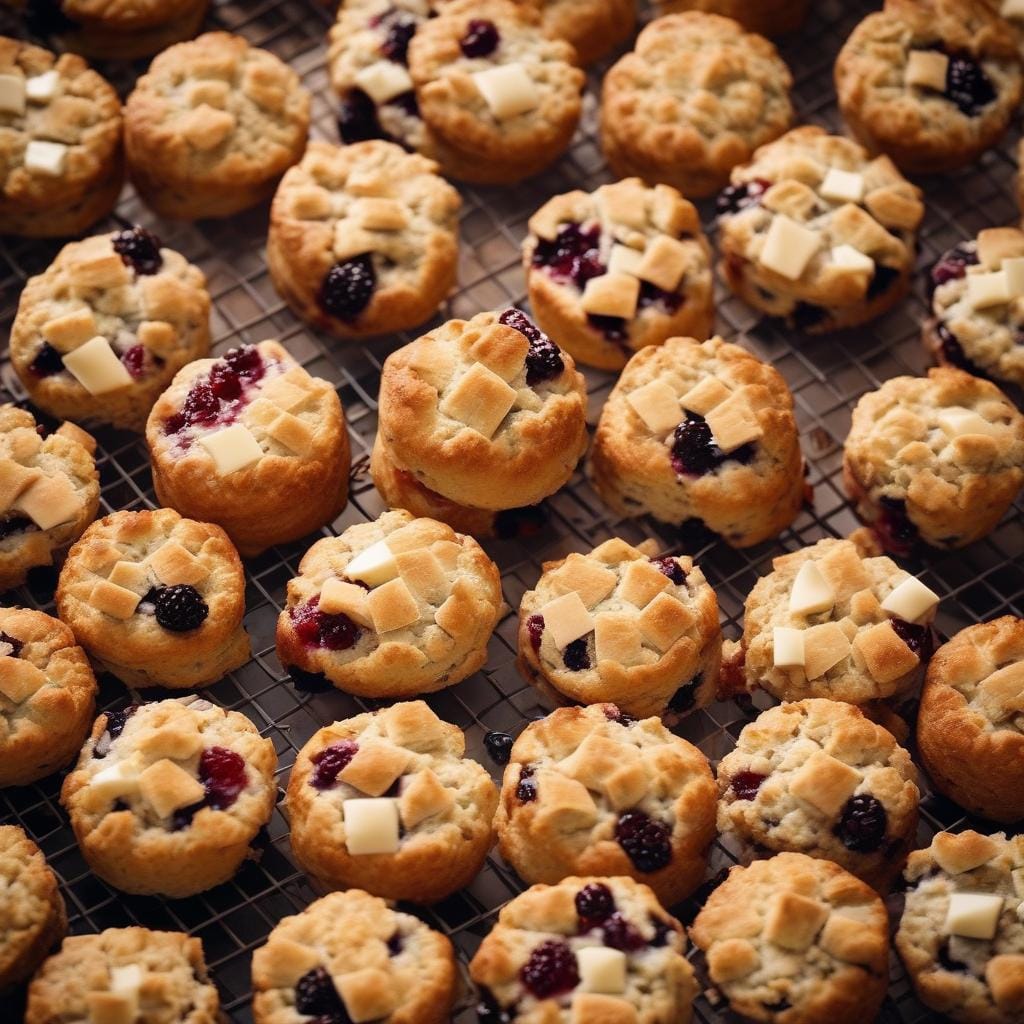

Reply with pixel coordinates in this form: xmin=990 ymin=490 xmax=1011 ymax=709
xmin=539 ymin=0 xmax=635 ymax=65
xmin=655 ymin=0 xmax=809 ymax=37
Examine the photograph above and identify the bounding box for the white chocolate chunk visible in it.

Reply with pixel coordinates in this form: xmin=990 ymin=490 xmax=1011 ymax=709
xmin=945 ymin=893 xmax=1004 ymax=940
xmin=318 ymin=578 xmax=373 ymax=627
xmin=820 ymin=168 xmax=864 ymax=204
xmin=773 ymin=626 xmax=805 ymax=668
xmin=967 ymin=271 xmax=1011 ymax=309
xmin=137 ymin=759 xmax=206 ymax=819
xmin=199 ymin=423 xmax=264 ymax=476
xmin=607 ymin=243 xmax=643 ymax=277
xmin=88 ymin=759 xmax=142 ymax=802
xmin=343 ymin=798 xmax=400 ymax=855
xmin=16 ymin=474 xmax=81 ymax=530
xmin=881 ymin=576 xmax=939 ymax=623
xmin=345 ymin=540 xmax=399 ymax=588
xmin=580 ymin=273 xmax=641 ymax=319
xmin=635 ymin=235 xmax=690 ymax=292
xmin=937 ymin=407 xmax=1003 ymax=438
xmin=24 ymin=139 xmax=67 ymax=175
xmin=109 ymin=964 xmax=143 ymax=1016
xmin=679 ymin=377 xmax=731 ymax=416
xmin=789 ymin=561 xmax=835 ymax=616
xmin=539 ymin=591 xmax=595 ymax=650
xmin=705 ymin=394 xmax=762 ymax=452
xmin=906 ymin=50 xmax=950 ymax=92
xmin=831 ymin=244 xmax=874 ymax=273
xmin=472 ymin=64 xmax=538 ymax=120
xmin=625 ymin=379 xmax=683 ymax=435
xmin=62 ymin=337 xmax=132 ymax=395
xmin=759 ymin=215 xmax=821 ymax=280
xmin=0 ymin=73 xmax=25 ymax=114
xmin=576 ymin=947 xmax=627 ymax=994
xmin=1004 ymin=256 xmax=1024 ymax=296
xmin=26 ymin=70 xmax=59 ymax=103
xmin=354 ymin=61 xmax=413 ymax=104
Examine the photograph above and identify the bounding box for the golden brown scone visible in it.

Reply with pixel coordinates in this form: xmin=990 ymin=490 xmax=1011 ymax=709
xmin=537 ymin=0 xmax=635 ymax=66
xmin=655 ymin=0 xmax=809 ymax=37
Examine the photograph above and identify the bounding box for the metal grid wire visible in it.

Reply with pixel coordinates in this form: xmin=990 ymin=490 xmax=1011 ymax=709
xmin=1 ymin=0 xmax=1023 ymax=1019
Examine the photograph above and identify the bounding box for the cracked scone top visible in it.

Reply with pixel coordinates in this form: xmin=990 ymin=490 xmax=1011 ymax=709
xmin=843 ymin=367 xmax=1024 ymax=552
xmin=523 ymin=178 xmax=714 ymax=372
xmin=917 ymin=616 xmax=1024 ymax=824
xmin=251 ymin=889 xmax=457 ymax=1024
xmin=470 ymin=875 xmax=696 ymax=1023
xmin=600 ymin=12 xmax=794 ymax=198
xmin=716 ymin=699 xmax=919 ymax=891
xmin=835 ymin=0 xmax=1023 ymax=173
xmin=60 ymin=696 xmax=277 ymax=898
xmin=286 ymin=700 xmax=498 ymax=903
xmin=494 ymin=704 xmax=716 ymax=906
xmin=146 ymin=340 xmax=350 ymax=558
xmin=56 ymin=508 xmax=250 ymax=690
xmin=124 ymin=31 xmax=311 ymax=220
xmin=25 ymin=927 xmax=219 ymax=1024
xmin=10 ymin=228 xmax=212 ymax=433
xmin=517 ymin=538 xmax=722 ymax=721
xmin=716 ymin=126 xmax=924 ymax=332
xmin=0 ymin=606 xmax=97 ymax=789
xmin=267 ymin=140 xmax=460 ymax=338
xmin=896 ymin=830 xmax=1024 ymax=1024
xmin=690 ymin=852 xmax=889 ymax=1024
xmin=276 ymin=510 xmax=503 ymax=697
xmin=654 ymin=0 xmax=810 ymax=37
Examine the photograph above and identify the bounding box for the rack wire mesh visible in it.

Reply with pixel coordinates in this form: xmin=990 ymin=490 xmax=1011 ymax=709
xmin=1 ymin=0 xmax=1023 ymax=1019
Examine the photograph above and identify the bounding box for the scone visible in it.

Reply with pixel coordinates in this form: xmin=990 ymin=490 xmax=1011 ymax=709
xmin=600 ymin=12 xmax=794 ymax=198
xmin=655 ymin=0 xmax=810 ymax=37
xmin=516 ymin=538 xmax=722 ymax=721
xmin=251 ymin=889 xmax=457 ymax=1024
xmin=493 ymin=704 xmax=717 ymax=905
xmin=285 ymin=700 xmax=497 ymax=903
xmin=372 ymin=309 xmax=588 ymax=537
xmin=469 ymin=875 xmax=696 ymax=1023
xmin=10 ymin=228 xmax=212 ymax=433
xmin=897 ymin=830 xmax=1024 ymax=1024
xmin=407 ymin=0 xmax=585 ymax=184
xmin=0 ymin=606 xmax=97 ymax=788
xmin=523 ymin=178 xmax=714 ymax=371
xmin=25 ymin=928 xmax=219 ymax=1024
xmin=834 ymin=0 xmax=1023 ymax=173
xmin=145 ymin=340 xmax=350 ymax=558
xmin=0 ymin=406 xmax=99 ymax=591
xmin=716 ymin=126 xmax=924 ymax=332
xmin=844 ymin=368 xmax=1024 ymax=552
xmin=917 ymin=616 xmax=1024 ymax=823
xmin=0 ymin=826 xmax=66 ymax=992
xmin=716 ymin=699 xmax=920 ymax=891
xmin=56 ymin=508 xmax=250 ymax=689
xmin=926 ymin=226 xmax=1024 ymax=386
xmin=276 ymin=510 xmax=503 ymax=696
xmin=690 ymin=852 xmax=889 ymax=1024
xmin=124 ymin=32 xmax=311 ymax=220
xmin=0 ymin=37 xmax=122 ymax=237
xmin=60 ymin=696 xmax=277 ymax=898
xmin=535 ymin=0 xmax=635 ymax=66
xmin=267 ymin=139 xmax=460 ymax=339
xmin=589 ymin=336 xmax=806 ymax=547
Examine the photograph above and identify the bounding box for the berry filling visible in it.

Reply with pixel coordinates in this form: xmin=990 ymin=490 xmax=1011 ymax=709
xmin=377 ymin=9 xmax=418 ymax=63
xmin=834 ymin=793 xmax=887 ymax=853
xmin=891 ymin=618 xmax=934 ymax=662
xmin=875 ymin=496 xmax=920 ymax=557
xmin=936 ymin=323 xmax=985 ymax=377
xmin=461 ymin=18 xmax=499 ymax=58
xmin=516 ymin=764 xmax=537 ymax=803
xmin=339 ymin=87 xmax=385 ymax=143
xmin=526 ymin=614 xmax=545 ymax=652
xmin=575 ymin=882 xmax=615 ymax=929
xmin=716 ymin=178 xmax=772 ymax=218
xmin=944 ymin=52 xmax=997 ymax=117
xmin=604 ymin=706 xmax=636 ymax=726
xmin=200 ymin=746 xmax=247 ymax=810
xmin=291 ymin=596 xmax=362 ymax=651
xmin=28 ymin=342 xmax=65 ymax=379
xmin=602 ymin=912 xmax=646 ymax=952
xmin=667 ymin=675 xmax=701 ymax=714
xmin=670 ymin=414 xmax=755 ymax=477
xmin=146 ymin=584 xmax=208 ymax=633
xmin=729 ymin=770 xmax=767 ymax=801
xmin=563 ymin=637 xmax=590 ymax=672
xmin=0 ymin=515 xmax=34 ymax=540
xmin=295 ymin=967 xmax=351 ymax=1021
xmin=483 ymin=731 xmax=514 ymax=765
xmin=319 ymin=255 xmax=376 ymax=323
xmin=519 ymin=940 xmax=579 ymax=1000
xmin=930 ymin=243 xmax=979 ymax=292
xmin=531 ymin=223 xmax=604 ymax=289
xmin=498 ymin=308 xmax=564 ymax=386
xmin=0 ymin=631 xmax=24 ymax=658
xmin=120 ymin=344 xmax=151 ymax=380
xmin=615 ymin=810 xmax=672 ymax=872
xmin=650 ymin=556 xmax=686 ymax=585
xmin=311 ymin=740 xmax=359 ymax=789
xmin=112 ymin=226 xmax=163 ymax=276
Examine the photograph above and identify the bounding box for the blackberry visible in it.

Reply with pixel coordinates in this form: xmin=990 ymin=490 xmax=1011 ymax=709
xmin=290 ymin=598 xmax=362 ymax=651
xmin=729 ymin=770 xmax=766 ymax=801
xmin=311 ymin=740 xmax=359 ymax=789
xmin=615 ymin=811 xmax=672 ymax=873
xmin=877 ymin=496 xmax=920 ymax=556
xmin=834 ymin=793 xmax=887 ymax=853
xmin=670 ymin=414 xmax=755 ymax=477
xmin=602 ymin=912 xmax=646 ymax=952
xmin=28 ymin=342 xmax=64 ymax=378
xmin=945 ymin=53 xmax=996 ymax=117
xmin=575 ymin=882 xmax=615 ymax=927
xmin=499 ymin=308 xmax=564 ymax=386
xmin=483 ymin=731 xmax=514 ymax=765
xmin=650 ymin=556 xmax=686 ymax=584
xmin=338 ymin=88 xmax=384 ymax=143
xmin=519 ymin=940 xmax=579 ymax=1000
xmin=104 ymin=705 xmax=137 ymax=740
xmin=461 ymin=18 xmax=500 ymax=58
xmin=650 ymin=917 xmax=675 ymax=947
xmin=563 ymin=637 xmax=590 ymax=671
xmin=294 ymin=967 xmax=350 ymax=1020
xmin=112 ymin=226 xmax=163 ymax=275
xmin=153 ymin=584 xmax=209 ymax=632
xmin=936 ymin=323 xmax=985 ymax=377
xmin=319 ymin=255 xmax=376 ymax=322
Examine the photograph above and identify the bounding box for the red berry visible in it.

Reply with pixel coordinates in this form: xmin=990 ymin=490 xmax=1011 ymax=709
xmin=199 ymin=746 xmax=247 ymax=810
xmin=310 ymin=740 xmax=359 ymax=790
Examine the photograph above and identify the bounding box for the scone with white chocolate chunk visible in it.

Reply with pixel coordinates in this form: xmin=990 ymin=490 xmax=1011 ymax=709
xmin=276 ymin=510 xmax=503 ymax=697
xmin=285 ymin=701 xmax=497 ymax=903
xmin=60 ymin=697 xmax=277 ymax=898
xmin=896 ymin=830 xmax=1024 ymax=1024
xmin=146 ymin=341 xmax=350 ymax=558
xmin=690 ymin=852 xmax=889 ymax=1024
xmin=524 ymin=179 xmax=714 ymax=372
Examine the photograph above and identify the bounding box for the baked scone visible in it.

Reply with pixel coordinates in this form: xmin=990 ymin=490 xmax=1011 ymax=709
xmin=716 ymin=699 xmax=920 ymax=891
xmin=690 ymin=852 xmax=889 ymax=1024
xmin=469 ymin=875 xmax=696 ymax=1023
xmin=535 ymin=0 xmax=635 ymax=66
xmin=0 ymin=606 xmax=96 ymax=788
xmin=407 ymin=0 xmax=585 ymax=184
xmin=843 ymin=368 xmax=1024 ymax=553
xmin=0 ymin=826 xmax=66 ymax=992
xmin=286 ymin=700 xmax=497 ymax=903
xmin=0 ymin=406 xmax=99 ymax=591
xmin=523 ymin=179 xmax=714 ymax=372
xmin=897 ymin=830 xmax=1024 ymax=1024
xmin=727 ymin=535 xmax=939 ymax=708
xmin=10 ymin=228 xmax=212 ymax=433
xmin=0 ymin=37 xmax=122 ymax=237
xmin=276 ymin=510 xmax=503 ymax=696
xmin=124 ymin=32 xmax=311 ymax=220
xmin=926 ymin=227 xmax=1024 ymax=387
xmin=494 ymin=704 xmax=716 ymax=905
xmin=145 ymin=340 xmax=350 ymax=558
xmin=60 ymin=696 xmax=277 ymax=898
xmin=917 ymin=616 xmax=1024 ymax=824
xmin=716 ymin=126 xmax=925 ymax=332
xmin=251 ymin=889 xmax=457 ymax=1024
xmin=56 ymin=508 xmax=250 ymax=689
xmin=516 ymin=538 xmax=722 ymax=721
xmin=654 ymin=0 xmax=810 ymax=37
xmin=372 ymin=309 xmax=588 ymax=537
xmin=25 ymin=927 xmax=219 ymax=1024
xmin=589 ymin=336 xmax=806 ymax=547
xmin=600 ymin=13 xmax=794 ymax=199
xmin=267 ymin=139 xmax=460 ymax=339
xmin=834 ymin=0 xmax=1023 ymax=174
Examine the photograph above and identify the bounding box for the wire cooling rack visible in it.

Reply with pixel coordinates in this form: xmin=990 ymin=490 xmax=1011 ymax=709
xmin=2 ymin=0 xmax=1023 ymax=1020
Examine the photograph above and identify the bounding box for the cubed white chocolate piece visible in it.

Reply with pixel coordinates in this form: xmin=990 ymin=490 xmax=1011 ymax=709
xmin=366 ymin=577 xmax=420 ymax=633
xmin=881 ymin=575 xmax=939 ymax=623
xmin=339 ymin=741 xmax=410 ymax=797
xmin=41 ymin=308 xmax=97 ymax=352
xmin=1005 ymin=0 xmax=1024 ymax=16
xmin=945 ymin=893 xmax=1005 ymax=940
xmin=831 ymin=244 xmax=874 ymax=273
xmin=789 ymin=749 xmax=861 ymax=816
xmin=86 ymin=992 xmax=134 ymax=1024
xmin=16 ymin=474 xmax=81 ymax=529
xmin=773 ymin=626 xmax=805 ymax=669
xmin=636 ymin=592 xmax=693 ymax=652
xmin=763 ymin=891 xmax=830 ymax=950
xmin=24 ymin=139 xmax=67 ymax=175
xmin=398 ymin=767 xmax=454 ymax=828
xmin=0 ymin=659 xmax=47 ymax=703
xmin=26 ymin=70 xmax=59 ymax=103
xmin=580 ymin=273 xmax=641 ymax=319
xmin=679 ymin=376 xmax=731 ymax=416
xmin=967 ymin=270 xmax=1011 ymax=310
xmin=534 ymin=774 xmax=598 ymax=830
xmin=335 ymin=968 xmax=397 ymax=1024
xmin=618 ymin=558 xmax=671 ymax=609
xmin=394 ymin=548 xmax=449 ymax=604
xmin=472 ymin=63 xmax=538 ymax=120
xmin=707 ymin=938 xmax=760 ymax=983
xmin=62 ymin=337 xmax=132 ymax=395
xmin=906 ymin=49 xmax=950 ymax=91
xmin=198 ymin=423 xmax=264 ymax=476
xmin=759 ymin=215 xmax=821 ymax=280
xmin=789 ymin=561 xmax=836 ymax=616
xmin=354 ymin=61 xmax=413 ymax=104
xmin=936 ymin=407 xmax=1003 ymax=438
xmin=88 ymin=759 xmax=142 ymax=802
xmin=705 ymin=394 xmax=762 ymax=453
xmin=538 ymin=591 xmax=595 ymax=650
xmin=345 ymin=540 xmax=399 ymax=587
xmin=1004 ymin=256 xmax=1024 ymax=296
xmin=802 ymin=621 xmax=852 ymax=680
xmin=0 ymin=460 xmax=38 ymax=512
xmin=0 ymin=73 xmax=25 ymax=114
xmin=90 ymin=579 xmax=142 ymax=620
xmin=107 ymin=559 xmax=151 ymax=594
xmin=318 ymin=578 xmax=373 ymax=627
xmin=109 ymin=964 xmax=143 ymax=1006
xmin=440 ymin=362 xmax=517 ymax=438
xmin=137 ymin=759 xmax=206 ymax=819
xmin=594 ymin=612 xmax=643 ymax=665
xmin=820 ymin=168 xmax=864 ymax=204
xmin=636 ymin=235 xmax=690 ymax=292
xmin=607 ymin=243 xmax=643 ymax=277
xmin=354 ymin=197 xmax=409 ymax=232
xmin=577 ymin=947 xmax=627 ymax=994
xmin=343 ymin=798 xmax=400 ymax=855
xmin=625 ymin=379 xmax=683 ymax=435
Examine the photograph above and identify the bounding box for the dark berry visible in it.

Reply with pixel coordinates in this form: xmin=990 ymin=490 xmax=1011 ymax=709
xmin=460 ymin=18 xmax=499 ymax=58
xmin=484 ymin=731 xmax=514 ymax=765
xmin=120 ymin=345 xmax=149 ymax=379
xmin=670 ymin=414 xmax=755 ymax=477
xmin=295 ymin=967 xmax=350 ymax=1020
xmin=563 ymin=637 xmax=590 ymax=672
xmin=575 ymin=882 xmax=615 ymax=928
xmin=867 ymin=263 xmax=900 ymax=301
xmin=891 ymin=618 xmax=934 ymax=662
xmin=319 ymin=255 xmax=376 ymax=322
xmin=153 ymin=584 xmax=208 ymax=632
xmin=526 ymin=613 xmax=545 ymax=652
xmin=499 ymin=308 xmax=565 ymax=386
xmin=494 ymin=504 xmax=547 ymax=539
xmin=28 ymin=342 xmax=64 ymax=378
xmin=650 ymin=917 xmax=675 ymax=947
xmin=171 ymin=801 xmax=203 ymax=831
xmin=531 ymin=223 xmax=604 ymax=289
xmin=602 ymin=912 xmax=646 ymax=952
xmin=311 ymin=740 xmax=359 ymax=789
xmin=945 ymin=53 xmax=996 ymax=116
xmin=339 ymin=88 xmax=384 ymax=143
xmin=112 ymin=226 xmax=163 ymax=275
xmin=650 ymin=556 xmax=686 ymax=585
xmin=200 ymin=746 xmax=247 ymax=810
xmin=667 ymin=675 xmax=701 ymax=714
xmin=224 ymin=345 xmax=265 ymax=382
xmin=380 ymin=12 xmax=417 ymax=63
xmin=105 ymin=705 xmax=137 ymax=740
xmin=716 ymin=178 xmax=772 ymax=218
xmin=0 ymin=631 xmax=24 ymax=658
xmin=834 ymin=793 xmax=887 ymax=853
xmin=388 ymin=90 xmax=419 ymax=118
xmin=519 ymin=940 xmax=579 ymax=1000
xmin=931 ymin=242 xmax=980 ymax=293
xmin=615 ymin=810 xmax=672 ymax=873
xmin=729 ymin=770 xmax=767 ymax=801
xmin=0 ymin=515 xmax=33 ymax=541
xmin=516 ymin=764 xmax=537 ymax=802
xmin=876 ymin=496 xmax=920 ymax=557
xmin=603 ymin=705 xmax=636 ymax=726
xmin=291 ymin=597 xmax=362 ymax=651
xmin=936 ymin=323 xmax=985 ymax=377
xmin=387 ymin=932 xmax=403 ymax=956
xmin=638 ymin=279 xmax=683 ymax=315
xmin=587 ymin=314 xmax=629 ymax=343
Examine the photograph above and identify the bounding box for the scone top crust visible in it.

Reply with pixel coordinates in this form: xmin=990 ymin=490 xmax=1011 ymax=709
xmin=377 ymin=310 xmax=588 ymax=510
xmin=690 ymin=852 xmax=889 ymax=1024
xmin=125 ymin=32 xmax=310 ymax=185
xmin=25 ymin=927 xmax=219 ymax=1024
xmin=251 ymin=889 xmax=456 ymax=1024
xmin=469 ymin=875 xmax=694 ymax=1023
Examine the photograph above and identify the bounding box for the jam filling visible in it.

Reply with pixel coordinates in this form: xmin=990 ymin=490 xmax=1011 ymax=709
xmin=729 ymin=770 xmax=767 ymax=801
xmin=498 ymin=308 xmax=564 ymax=385
xmin=670 ymin=413 xmax=756 ymax=477
xmin=291 ymin=595 xmax=362 ymax=651
xmin=310 ymin=740 xmax=359 ymax=789
xmin=930 ymin=242 xmax=979 ymax=292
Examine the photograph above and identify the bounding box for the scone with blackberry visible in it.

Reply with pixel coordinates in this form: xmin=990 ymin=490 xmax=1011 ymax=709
xmin=655 ymin=0 xmax=809 ymax=37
